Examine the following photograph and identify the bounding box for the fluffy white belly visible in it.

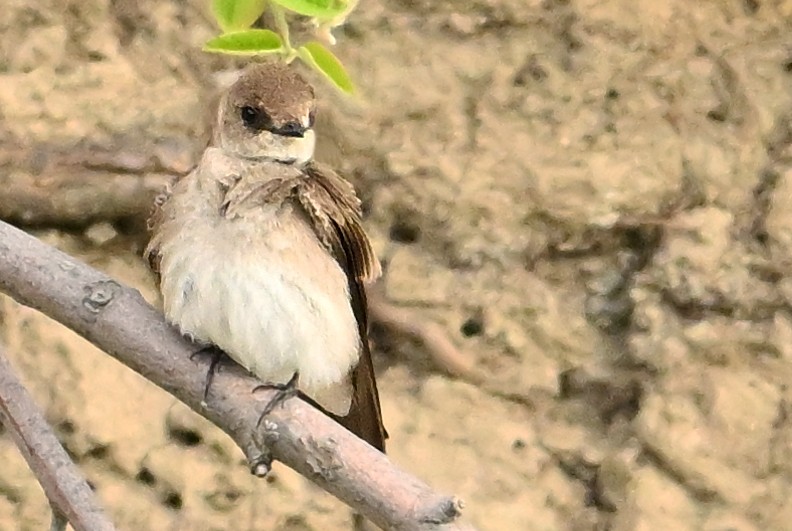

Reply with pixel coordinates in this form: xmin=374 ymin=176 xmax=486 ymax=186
xmin=158 ymin=215 xmax=360 ymax=411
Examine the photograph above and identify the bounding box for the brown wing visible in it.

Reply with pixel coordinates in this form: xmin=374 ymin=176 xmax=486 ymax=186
xmin=299 ymin=163 xmax=381 ymax=283
xmin=295 ymin=162 xmax=387 ymax=452
xmin=144 ymin=184 xmax=174 ymax=280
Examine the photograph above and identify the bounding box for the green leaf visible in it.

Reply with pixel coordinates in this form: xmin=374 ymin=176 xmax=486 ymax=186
xmin=212 ymin=0 xmax=268 ymax=32
xmin=298 ymin=42 xmax=354 ymax=93
xmin=270 ymin=0 xmax=347 ymax=19
xmin=203 ymin=30 xmax=284 ymax=55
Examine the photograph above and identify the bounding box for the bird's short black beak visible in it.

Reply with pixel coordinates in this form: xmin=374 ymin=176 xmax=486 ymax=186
xmin=270 ymin=121 xmax=307 ymax=138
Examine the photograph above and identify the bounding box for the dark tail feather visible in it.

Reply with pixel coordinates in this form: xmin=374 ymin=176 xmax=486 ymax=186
xmin=320 ymin=215 xmax=387 ymax=451
xmin=335 ymin=341 xmax=387 ymax=452
xmin=298 ymin=343 xmax=387 ymax=452
xmin=297 ymin=279 xmax=387 ymax=450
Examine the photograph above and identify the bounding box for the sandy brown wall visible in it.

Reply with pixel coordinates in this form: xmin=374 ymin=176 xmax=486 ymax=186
xmin=1 ymin=0 xmax=792 ymax=529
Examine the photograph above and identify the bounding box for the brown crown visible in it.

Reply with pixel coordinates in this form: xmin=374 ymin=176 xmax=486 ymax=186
xmin=227 ymin=62 xmax=315 ymax=126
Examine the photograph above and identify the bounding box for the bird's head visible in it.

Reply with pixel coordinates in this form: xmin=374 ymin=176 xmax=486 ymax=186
xmin=216 ymin=62 xmax=316 ymax=164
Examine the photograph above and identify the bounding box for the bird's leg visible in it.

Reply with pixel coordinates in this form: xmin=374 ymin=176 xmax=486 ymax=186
xmin=189 ymin=345 xmax=227 ymax=404
xmin=255 ymin=372 xmax=300 ymax=427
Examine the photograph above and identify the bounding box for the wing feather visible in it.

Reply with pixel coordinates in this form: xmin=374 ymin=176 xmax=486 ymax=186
xmin=145 ymin=183 xmax=174 ymax=280
xmin=298 ymin=162 xmax=381 ymax=283
xmin=295 ymin=162 xmax=387 ymax=451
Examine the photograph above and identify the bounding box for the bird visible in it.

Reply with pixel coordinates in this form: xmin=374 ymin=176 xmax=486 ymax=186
xmin=145 ymin=61 xmax=386 ymax=451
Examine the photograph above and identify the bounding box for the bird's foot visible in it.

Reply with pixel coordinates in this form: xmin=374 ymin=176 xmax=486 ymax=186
xmin=190 ymin=345 xmax=227 ymax=405
xmin=255 ymin=372 xmax=300 ymax=428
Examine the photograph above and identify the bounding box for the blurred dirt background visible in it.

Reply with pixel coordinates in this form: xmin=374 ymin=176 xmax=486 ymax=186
xmin=1 ymin=0 xmax=792 ymax=529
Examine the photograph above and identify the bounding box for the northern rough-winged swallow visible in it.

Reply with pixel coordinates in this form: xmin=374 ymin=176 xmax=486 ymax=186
xmin=145 ymin=62 xmax=386 ymax=451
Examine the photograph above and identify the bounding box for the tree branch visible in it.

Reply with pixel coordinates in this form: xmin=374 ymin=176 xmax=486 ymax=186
xmin=0 ymin=220 xmax=472 ymax=530
xmin=0 ymin=134 xmax=191 ymax=228
xmin=0 ymin=343 xmax=116 ymax=531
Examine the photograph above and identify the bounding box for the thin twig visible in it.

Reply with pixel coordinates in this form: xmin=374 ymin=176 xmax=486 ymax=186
xmin=368 ymin=295 xmax=486 ymax=386
xmin=368 ymin=294 xmax=537 ymax=410
xmin=0 ymin=343 xmax=116 ymax=531
xmin=0 ymin=220 xmax=475 ymax=531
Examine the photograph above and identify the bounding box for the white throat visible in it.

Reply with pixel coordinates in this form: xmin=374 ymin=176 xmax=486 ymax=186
xmin=222 ymin=129 xmax=316 ymax=164
xmin=285 ymin=129 xmax=316 ymax=164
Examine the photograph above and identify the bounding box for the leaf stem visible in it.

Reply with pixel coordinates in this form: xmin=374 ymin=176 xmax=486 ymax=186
xmin=270 ymin=3 xmax=297 ymax=62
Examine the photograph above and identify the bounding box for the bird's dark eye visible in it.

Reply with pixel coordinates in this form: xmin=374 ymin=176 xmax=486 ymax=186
xmin=240 ymin=106 xmax=258 ymax=125
xmin=239 ymin=105 xmax=271 ymax=131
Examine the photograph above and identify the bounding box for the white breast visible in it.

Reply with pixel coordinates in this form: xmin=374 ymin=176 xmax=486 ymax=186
xmin=157 ymin=192 xmax=359 ymax=415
